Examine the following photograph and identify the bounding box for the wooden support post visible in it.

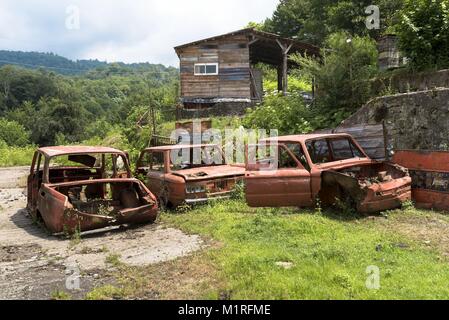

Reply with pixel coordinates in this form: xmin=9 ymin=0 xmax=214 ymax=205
xmin=277 ymin=65 xmax=283 ymax=92
xmin=312 ymin=76 xmax=315 ymax=99
xmin=276 ymin=40 xmax=293 ymax=96
xmin=282 ymin=52 xmax=288 ymax=96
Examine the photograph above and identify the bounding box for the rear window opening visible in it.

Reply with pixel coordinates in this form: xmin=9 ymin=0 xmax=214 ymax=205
xmin=55 ymin=181 xmax=154 ymax=216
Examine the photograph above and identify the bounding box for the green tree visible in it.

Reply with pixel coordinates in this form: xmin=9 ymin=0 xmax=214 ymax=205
xmin=396 ymin=0 xmax=449 ymax=70
xmin=264 ymin=0 xmax=405 ymax=45
xmin=0 ymin=118 xmax=30 ymax=146
xmin=31 ymin=98 xmax=87 ymax=146
xmin=0 ymin=63 xmax=178 ymax=147
xmin=292 ymin=32 xmax=378 ymax=128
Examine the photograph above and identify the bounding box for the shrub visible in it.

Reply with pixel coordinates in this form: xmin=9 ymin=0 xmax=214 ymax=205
xmin=243 ymin=93 xmax=314 ymax=135
xmin=0 ymin=144 xmax=35 ymax=167
xmin=0 ymin=118 xmax=30 ymax=147
xmin=396 ymin=0 xmax=449 ymax=70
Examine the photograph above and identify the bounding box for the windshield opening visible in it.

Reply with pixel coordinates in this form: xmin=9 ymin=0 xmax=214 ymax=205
xmin=170 ymin=147 xmax=226 ymax=171
xmin=47 ymin=153 xmax=129 ymax=182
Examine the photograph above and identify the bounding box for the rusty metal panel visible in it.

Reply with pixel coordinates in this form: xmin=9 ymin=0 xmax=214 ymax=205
xmin=335 ymin=124 xmax=387 ymax=161
xmin=393 ymin=150 xmax=449 ymax=211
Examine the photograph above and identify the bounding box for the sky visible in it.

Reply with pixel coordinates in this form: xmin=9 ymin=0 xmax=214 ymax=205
xmin=0 ymin=0 xmax=279 ymax=67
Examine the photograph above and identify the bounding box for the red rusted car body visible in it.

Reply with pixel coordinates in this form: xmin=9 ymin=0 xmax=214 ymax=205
xmin=245 ymin=134 xmax=412 ymax=213
xmin=393 ymin=150 xmax=449 ymax=211
xmin=136 ymin=145 xmax=245 ymax=208
xmin=27 ymin=146 xmax=158 ymax=234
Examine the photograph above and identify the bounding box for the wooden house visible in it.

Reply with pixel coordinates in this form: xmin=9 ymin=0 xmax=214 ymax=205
xmin=174 ymin=28 xmax=319 ymax=118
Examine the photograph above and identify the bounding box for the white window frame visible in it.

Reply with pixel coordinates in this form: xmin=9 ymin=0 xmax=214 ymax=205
xmin=194 ymin=63 xmax=219 ymax=76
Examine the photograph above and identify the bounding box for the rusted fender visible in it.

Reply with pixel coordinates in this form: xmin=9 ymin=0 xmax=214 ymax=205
xmin=393 ymin=150 xmax=449 ymax=211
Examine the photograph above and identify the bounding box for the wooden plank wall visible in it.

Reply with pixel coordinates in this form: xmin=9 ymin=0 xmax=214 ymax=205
xmin=335 ymin=124 xmax=387 ymax=160
xmin=179 ymin=35 xmax=251 ymax=99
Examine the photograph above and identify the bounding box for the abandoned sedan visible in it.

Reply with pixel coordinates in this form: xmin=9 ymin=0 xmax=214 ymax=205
xmin=245 ymin=134 xmax=412 ymax=213
xmin=136 ymin=144 xmax=245 ymax=208
xmin=27 ymin=146 xmax=158 ymax=234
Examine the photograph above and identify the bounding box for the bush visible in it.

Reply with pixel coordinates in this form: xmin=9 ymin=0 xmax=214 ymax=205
xmin=0 ymin=118 xmax=30 ymax=147
xmin=0 ymin=144 xmax=35 ymax=167
xmin=243 ymin=93 xmax=314 ymax=135
xmin=396 ymin=0 xmax=449 ymax=70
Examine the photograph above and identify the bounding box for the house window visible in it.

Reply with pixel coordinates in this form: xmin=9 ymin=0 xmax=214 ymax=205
xmin=194 ymin=63 xmax=218 ymax=75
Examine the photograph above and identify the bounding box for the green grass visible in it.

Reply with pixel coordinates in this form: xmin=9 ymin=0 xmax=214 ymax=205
xmin=85 ymin=285 xmax=124 ymax=300
xmin=105 ymin=253 xmax=123 ymax=267
xmin=161 ymin=200 xmax=449 ymax=300
xmin=0 ymin=145 xmax=34 ymax=167
xmin=51 ymin=290 xmax=72 ymax=300
xmin=264 ymin=76 xmax=312 ymax=93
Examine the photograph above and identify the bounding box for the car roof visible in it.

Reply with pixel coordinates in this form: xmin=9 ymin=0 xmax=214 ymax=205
xmin=145 ymin=144 xmax=219 ymax=152
xmin=262 ymin=133 xmax=352 ymax=143
xmin=38 ymin=146 xmax=126 ymax=158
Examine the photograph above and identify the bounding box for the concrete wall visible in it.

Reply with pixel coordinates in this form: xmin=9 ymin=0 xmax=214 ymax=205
xmin=373 ymin=69 xmax=449 ymax=94
xmin=342 ymin=88 xmax=449 ymax=151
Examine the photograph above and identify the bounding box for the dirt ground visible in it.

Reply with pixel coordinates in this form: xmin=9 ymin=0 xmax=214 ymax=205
xmin=378 ymin=212 xmax=449 ymax=257
xmin=0 ymin=167 xmax=205 ymax=300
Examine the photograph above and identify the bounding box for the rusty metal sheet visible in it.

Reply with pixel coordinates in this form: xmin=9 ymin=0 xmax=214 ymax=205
xmin=335 ymin=124 xmax=387 ymax=161
xmin=393 ymin=150 xmax=449 ymax=211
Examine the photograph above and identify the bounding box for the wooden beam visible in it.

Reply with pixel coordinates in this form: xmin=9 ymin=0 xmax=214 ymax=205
xmin=283 ymin=51 xmax=288 ymax=96
xmin=276 ymin=39 xmax=286 ymax=51
xmin=248 ymin=37 xmax=259 ymax=46
xmin=277 ymin=65 xmax=283 ymax=92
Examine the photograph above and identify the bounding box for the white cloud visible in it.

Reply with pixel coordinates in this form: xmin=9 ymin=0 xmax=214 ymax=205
xmin=0 ymin=0 xmax=279 ymax=66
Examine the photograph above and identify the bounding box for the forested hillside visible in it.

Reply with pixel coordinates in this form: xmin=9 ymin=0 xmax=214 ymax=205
xmin=0 ymin=62 xmax=179 ymax=164
xmin=0 ymin=50 xmax=176 ymax=76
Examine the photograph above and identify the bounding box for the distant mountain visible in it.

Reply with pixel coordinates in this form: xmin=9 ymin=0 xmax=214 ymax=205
xmin=0 ymin=50 xmax=177 ymax=76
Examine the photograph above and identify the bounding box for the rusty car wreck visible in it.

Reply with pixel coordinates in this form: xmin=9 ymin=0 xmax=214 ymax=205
xmin=245 ymin=134 xmax=412 ymax=213
xmin=27 ymin=146 xmax=159 ymax=234
xmin=136 ymin=144 xmax=245 ymax=208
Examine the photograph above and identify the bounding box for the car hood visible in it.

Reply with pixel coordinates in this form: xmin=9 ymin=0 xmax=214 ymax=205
xmin=313 ymin=158 xmax=377 ymax=171
xmin=172 ymin=165 xmax=246 ymax=182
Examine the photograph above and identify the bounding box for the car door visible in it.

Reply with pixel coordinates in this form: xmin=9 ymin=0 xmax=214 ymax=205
xmin=27 ymin=152 xmax=38 ymax=211
xmin=27 ymin=152 xmax=43 ymax=212
xmin=245 ymin=143 xmax=313 ymax=207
